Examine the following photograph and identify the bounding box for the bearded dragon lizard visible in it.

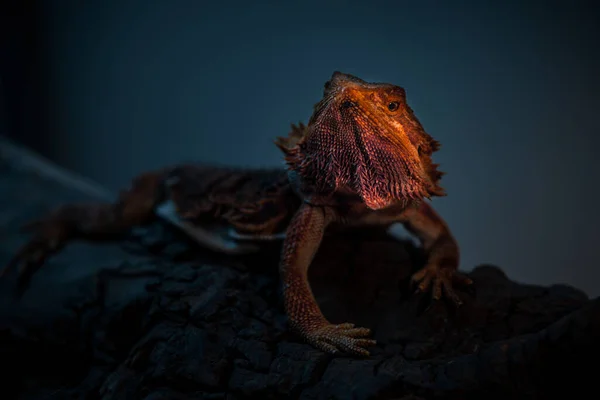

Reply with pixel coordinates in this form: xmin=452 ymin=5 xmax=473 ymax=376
xmin=2 ymin=72 xmax=472 ymax=356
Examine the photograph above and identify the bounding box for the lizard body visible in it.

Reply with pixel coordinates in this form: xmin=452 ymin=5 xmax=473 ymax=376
xmin=2 ymin=72 xmax=472 ymax=356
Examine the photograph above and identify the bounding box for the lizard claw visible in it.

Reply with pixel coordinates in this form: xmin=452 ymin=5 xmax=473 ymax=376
xmin=1 ymin=218 xmax=68 ymax=296
xmin=304 ymin=322 xmax=377 ymax=356
xmin=411 ymin=265 xmax=473 ymax=306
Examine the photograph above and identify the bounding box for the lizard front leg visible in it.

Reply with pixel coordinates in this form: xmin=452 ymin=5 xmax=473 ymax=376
xmin=280 ymin=203 xmax=376 ymax=356
xmin=401 ymin=201 xmax=473 ymax=305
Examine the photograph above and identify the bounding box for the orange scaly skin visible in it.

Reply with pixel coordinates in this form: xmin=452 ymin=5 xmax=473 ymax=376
xmin=2 ymin=72 xmax=472 ymax=357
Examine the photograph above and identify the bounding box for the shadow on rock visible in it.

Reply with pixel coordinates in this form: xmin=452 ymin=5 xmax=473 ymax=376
xmin=1 ymin=221 xmax=598 ymax=400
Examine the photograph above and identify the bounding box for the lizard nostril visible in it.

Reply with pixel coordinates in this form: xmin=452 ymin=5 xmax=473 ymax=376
xmin=341 ymin=100 xmax=354 ymax=109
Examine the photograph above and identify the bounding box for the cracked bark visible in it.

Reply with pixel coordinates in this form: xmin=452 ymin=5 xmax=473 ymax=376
xmin=0 ymin=137 xmax=598 ymax=400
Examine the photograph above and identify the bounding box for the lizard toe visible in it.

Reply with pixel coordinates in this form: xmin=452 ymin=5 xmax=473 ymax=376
xmin=333 ymin=322 xmax=356 ymax=329
xmin=314 ymin=340 xmax=340 ymax=355
xmin=308 ymin=323 xmax=376 ymax=357
xmin=410 ymin=265 xmax=472 ymax=306
xmin=337 ymin=326 xmax=371 ymax=338
xmin=442 ymin=280 xmax=463 ymax=306
xmin=453 ymin=272 xmax=474 ymax=286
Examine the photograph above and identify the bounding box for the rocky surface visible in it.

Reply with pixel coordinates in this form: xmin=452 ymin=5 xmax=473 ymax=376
xmin=0 ymin=138 xmax=598 ymax=399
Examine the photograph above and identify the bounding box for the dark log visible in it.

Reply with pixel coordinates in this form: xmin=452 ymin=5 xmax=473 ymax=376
xmin=0 ymin=137 xmax=597 ymax=400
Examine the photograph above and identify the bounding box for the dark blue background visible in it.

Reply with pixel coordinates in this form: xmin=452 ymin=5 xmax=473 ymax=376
xmin=2 ymin=0 xmax=599 ymax=295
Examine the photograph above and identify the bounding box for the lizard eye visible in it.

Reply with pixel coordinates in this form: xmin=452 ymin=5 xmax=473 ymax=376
xmin=387 ymin=101 xmax=399 ymax=112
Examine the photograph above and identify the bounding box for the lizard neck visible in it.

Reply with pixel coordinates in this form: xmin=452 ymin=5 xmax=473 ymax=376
xmin=287 ymin=169 xmax=421 ymax=210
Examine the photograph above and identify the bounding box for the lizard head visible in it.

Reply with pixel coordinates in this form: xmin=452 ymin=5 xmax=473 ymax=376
xmin=275 ymin=71 xmax=445 ymax=210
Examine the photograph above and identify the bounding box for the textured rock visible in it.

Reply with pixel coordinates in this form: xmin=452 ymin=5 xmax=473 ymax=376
xmin=0 ymin=137 xmax=598 ymax=399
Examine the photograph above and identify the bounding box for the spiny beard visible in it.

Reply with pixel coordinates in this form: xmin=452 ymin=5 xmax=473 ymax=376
xmin=287 ymin=102 xmax=436 ymax=209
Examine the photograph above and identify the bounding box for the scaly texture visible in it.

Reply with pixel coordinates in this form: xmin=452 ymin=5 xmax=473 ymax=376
xmin=3 ymin=71 xmax=472 ymax=357
xmin=276 ymin=72 xmax=445 ymax=209
xmin=280 ymin=204 xmax=376 ymax=355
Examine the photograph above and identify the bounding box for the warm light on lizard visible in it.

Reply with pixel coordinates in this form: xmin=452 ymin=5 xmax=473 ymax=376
xmin=1 ymin=71 xmax=473 ymax=356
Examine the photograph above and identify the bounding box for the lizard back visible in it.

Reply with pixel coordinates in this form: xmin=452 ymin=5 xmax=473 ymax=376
xmin=163 ymin=164 xmax=302 ymax=238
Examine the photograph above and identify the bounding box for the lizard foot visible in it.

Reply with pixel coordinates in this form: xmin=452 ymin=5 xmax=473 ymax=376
xmin=411 ymin=264 xmax=473 ymax=306
xmin=0 ymin=217 xmax=69 ymax=295
xmin=303 ymin=322 xmax=377 ymax=356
